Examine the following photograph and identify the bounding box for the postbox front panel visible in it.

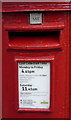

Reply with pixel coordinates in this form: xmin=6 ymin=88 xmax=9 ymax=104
xmin=2 ymin=10 xmax=69 ymax=118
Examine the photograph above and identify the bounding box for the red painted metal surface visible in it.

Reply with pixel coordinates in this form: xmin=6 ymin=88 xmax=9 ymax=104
xmin=2 ymin=2 xmax=70 ymax=119
xmin=69 ymin=8 xmax=71 ymax=120
xmin=2 ymin=2 xmax=71 ymax=12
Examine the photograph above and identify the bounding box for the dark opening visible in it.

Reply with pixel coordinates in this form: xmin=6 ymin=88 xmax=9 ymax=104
xmin=8 ymin=31 xmax=60 ymax=49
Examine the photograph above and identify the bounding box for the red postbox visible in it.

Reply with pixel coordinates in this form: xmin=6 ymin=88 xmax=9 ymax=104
xmin=2 ymin=2 xmax=70 ymax=119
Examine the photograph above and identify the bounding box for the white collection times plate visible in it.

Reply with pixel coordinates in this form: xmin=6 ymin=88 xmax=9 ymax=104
xmin=18 ymin=62 xmax=50 ymax=109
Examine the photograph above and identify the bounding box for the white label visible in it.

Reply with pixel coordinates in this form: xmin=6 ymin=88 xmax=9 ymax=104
xmin=30 ymin=13 xmax=42 ymax=24
xmin=18 ymin=62 xmax=50 ymax=109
